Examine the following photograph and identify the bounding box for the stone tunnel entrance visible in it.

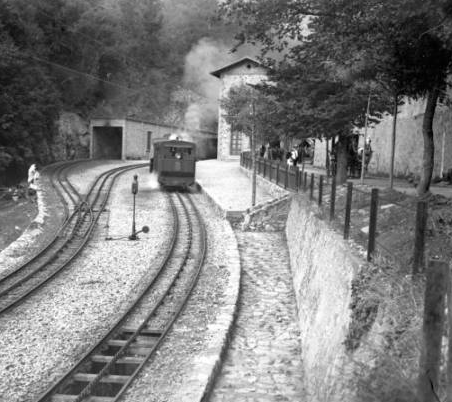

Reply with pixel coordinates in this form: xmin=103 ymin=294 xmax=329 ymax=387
xmin=92 ymin=126 xmax=123 ymax=159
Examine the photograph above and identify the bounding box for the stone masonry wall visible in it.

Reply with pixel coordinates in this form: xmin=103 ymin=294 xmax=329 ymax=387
xmin=285 ymin=194 xmax=365 ymax=401
xmin=241 ymin=195 xmax=291 ymax=232
xmin=313 ymin=98 xmax=452 ymax=178
xmin=217 ymin=72 xmax=266 ymax=161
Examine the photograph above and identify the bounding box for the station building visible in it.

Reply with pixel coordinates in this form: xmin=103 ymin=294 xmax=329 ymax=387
xmin=89 ymin=117 xmax=217 ymax=161
xmin=211 ymin=57 xmax=268 ymax=161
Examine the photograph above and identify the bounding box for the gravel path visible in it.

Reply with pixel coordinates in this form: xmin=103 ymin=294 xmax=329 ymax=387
xmin=209 ymin=232 xmax=306 ymax=402
xmin=0 ymin=164 xmax=172 ymax=402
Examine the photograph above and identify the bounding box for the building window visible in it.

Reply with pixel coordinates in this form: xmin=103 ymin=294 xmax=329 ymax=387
xmin=146 ymin=131 xmax=152 ymax=152
xmin=230 ymin=126 xmax=241 ymax=156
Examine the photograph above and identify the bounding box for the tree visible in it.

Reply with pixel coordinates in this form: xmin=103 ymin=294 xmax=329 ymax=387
xmin=221 ymin=0 xmax=452 ymax=195
xmin=221 ymin=83 xmax=280 ymax=205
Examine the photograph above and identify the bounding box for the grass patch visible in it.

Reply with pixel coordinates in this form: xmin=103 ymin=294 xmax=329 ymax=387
xmin=348 ymin=255 xmax=425 ymax=402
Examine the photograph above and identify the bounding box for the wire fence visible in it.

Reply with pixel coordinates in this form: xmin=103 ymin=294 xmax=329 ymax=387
xmin=243 ymin=152 xmax=452 ymax=400
xmin=241 ymin=152 xmax=428 ymax=273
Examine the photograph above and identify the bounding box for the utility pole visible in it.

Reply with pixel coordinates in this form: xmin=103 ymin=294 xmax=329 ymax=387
xmin=360 ymin=92 xmax=371 ymax=185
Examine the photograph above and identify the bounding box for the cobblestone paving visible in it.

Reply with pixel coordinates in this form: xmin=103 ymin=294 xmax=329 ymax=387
xmin=210 ymin=231 xmax=305 ymax=402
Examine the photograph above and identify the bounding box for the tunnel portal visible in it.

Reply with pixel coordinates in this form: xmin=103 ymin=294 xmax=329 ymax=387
xmin=92 ymin=126 xmax=123 ymax=159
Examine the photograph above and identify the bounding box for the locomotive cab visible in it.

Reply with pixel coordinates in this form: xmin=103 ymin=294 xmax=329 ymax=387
xmin=151 ymin=140 xmax=196 ymax=189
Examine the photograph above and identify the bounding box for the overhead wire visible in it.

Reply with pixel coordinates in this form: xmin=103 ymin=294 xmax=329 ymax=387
xmin=3 ymin=0 xmax=215 ymax=112
xmin=5 ymin=49 xmax=144 ymax=95
xmin=24 ymin=3 xmax=212 ymax=101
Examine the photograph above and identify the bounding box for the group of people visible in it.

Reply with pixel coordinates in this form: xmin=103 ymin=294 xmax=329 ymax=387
xmin=258 ymin=140 xmax=313 ymax=167
xmin=328 ymin=138 xmax=373 ymax=178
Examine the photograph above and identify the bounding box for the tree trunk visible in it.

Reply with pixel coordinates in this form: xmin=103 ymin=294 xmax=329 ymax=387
xmin=336 ymin=135 xmax=349 ymax=184
xmin=417 ymin=88 xmax=440 ymax=196
xmin=389 ymin=95 xmax=398 ymax=189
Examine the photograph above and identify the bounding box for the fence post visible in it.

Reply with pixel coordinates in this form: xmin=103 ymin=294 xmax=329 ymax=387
xmin=367 ymin=188 xmax=379 ymax=262
xmin=413 ymin=200 xmax=428 ymax=275
xmin=318 ymin=175 xmax=324 ymax=206
xmin=418 ymin=259 xmax=447 ymax=402
xmin=285 ymin=165 xmax=289 ymax=189
xmin=276 ymin=162 xmax=280 ymax=184
xmin=263 ymin=159 xmax=267 ymax=178
xmin=309 ymin=173 xmax=315 ymax=200
xmin=344 ymin=182 xmax=353 ymax=239
xmin=303 ymin=172 xmax=308 ymax=192
xmin=447 ymin=264 xmax=452 ymax=402
xmin=295 ymin=168 xmax=300 ymax=192
xmin=329 ymin=174 xmax=336 ymax=221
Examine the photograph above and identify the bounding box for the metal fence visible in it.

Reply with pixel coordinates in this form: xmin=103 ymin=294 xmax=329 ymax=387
xmin=241 ymin=152 xmax=428 ymax=272
xmin=242 ymin=152 xmax=452 ymax=400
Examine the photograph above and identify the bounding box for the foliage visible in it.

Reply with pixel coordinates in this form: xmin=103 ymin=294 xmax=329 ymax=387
xmin=220 ymin=83 xmax=281 ymax=144
xmin=220 ymin=0 xmax=452 ymax=194
xmin=351 ymin=257 xmax=425 ymax=402
xmin=0 ymin=0 xmax=234 ymax=183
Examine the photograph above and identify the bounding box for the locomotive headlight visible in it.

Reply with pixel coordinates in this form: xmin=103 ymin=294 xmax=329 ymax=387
xmin=175 ymin=152 xmax=182 ymax=159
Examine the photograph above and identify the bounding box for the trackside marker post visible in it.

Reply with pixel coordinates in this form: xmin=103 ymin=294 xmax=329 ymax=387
xmin=129 ymin=175 xmax=139 ymax=240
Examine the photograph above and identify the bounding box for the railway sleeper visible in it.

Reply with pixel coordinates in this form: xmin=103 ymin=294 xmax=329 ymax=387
xmin=120 ymin=326 xmax=162 ymax=337
xmin=57 ymin=376 xmax=124 ymax=398
xmin=103 ymin=342 xmax=154 ymax=357
xmin=51 ymin=395 xmax=114 ymax=402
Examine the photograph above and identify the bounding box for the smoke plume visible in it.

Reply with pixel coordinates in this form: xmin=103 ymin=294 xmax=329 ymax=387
xmin=182 ymin=37 xmax=258 ymax=131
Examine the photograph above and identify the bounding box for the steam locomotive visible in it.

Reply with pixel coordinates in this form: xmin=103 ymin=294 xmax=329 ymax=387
xmin=150 ymin=139 xmax=196 ymax=189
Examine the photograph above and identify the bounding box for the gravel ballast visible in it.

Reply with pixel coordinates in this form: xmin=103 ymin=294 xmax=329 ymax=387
xmin=0 ymin=164 xmax=173 ymax=402
xmin=0 ymin=161 xmax=242 ymax=402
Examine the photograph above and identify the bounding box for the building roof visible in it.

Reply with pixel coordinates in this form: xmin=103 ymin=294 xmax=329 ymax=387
xmin=210 ymin=57 xmax=264 ymax=78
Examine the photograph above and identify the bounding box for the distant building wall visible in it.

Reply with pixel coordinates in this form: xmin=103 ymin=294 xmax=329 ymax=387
xmin=367 ymin=101 xmax=452 ymax=178
xmin=124 ymin=120 xmax=171 ymax=160
xmin=90 ymin=118 xmax=217 ymax=161
xmin=217 ymin=63 xmax=267 ymax=161
xmin=313 ymin=99 xmax=452 ymax=178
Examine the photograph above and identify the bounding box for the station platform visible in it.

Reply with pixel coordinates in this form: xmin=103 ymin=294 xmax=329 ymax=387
xmin=195 ymin=159 xmax=277 ymax=217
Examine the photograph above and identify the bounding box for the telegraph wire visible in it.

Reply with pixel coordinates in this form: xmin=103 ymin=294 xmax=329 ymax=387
xmin=5 ymin=49 xmax=144 ymax=95
xmin=23 ymin=3 xmax=212 ymax=102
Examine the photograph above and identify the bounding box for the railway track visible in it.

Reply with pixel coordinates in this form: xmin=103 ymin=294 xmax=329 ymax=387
xmin=0 ymin=162 xmax=146 ymax=315
xmin=36 ymin=191 xmax=207 ymax=402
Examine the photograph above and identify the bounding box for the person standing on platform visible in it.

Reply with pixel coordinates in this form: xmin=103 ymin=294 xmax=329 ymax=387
xmin=27 ymin=163 xmax=40 ymax=201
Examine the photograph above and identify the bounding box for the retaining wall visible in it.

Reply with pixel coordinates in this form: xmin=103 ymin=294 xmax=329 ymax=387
xmin=286 ymin=194 xmax=366 ymax=401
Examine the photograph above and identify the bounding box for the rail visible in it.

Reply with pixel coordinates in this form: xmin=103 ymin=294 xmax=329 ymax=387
xmin=36 ymin=190 xmax=207 ymax=402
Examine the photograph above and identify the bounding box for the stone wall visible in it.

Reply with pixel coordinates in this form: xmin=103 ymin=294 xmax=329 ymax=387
xmin=313 ymin=98 xmax=452 ymax=178
xmin=217 ymin=72 xmax=266 ymax=161
xmin=241 ymin=195 xmax=291 ymax=232
xmin=286 ymin=194 xmax=365 ymax=401
xmin=239 ymin=165 xmax=289 ymax=199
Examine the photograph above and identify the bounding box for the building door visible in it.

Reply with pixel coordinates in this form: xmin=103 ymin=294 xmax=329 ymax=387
xmin=230 ymin=128 xmax=242 ymax=156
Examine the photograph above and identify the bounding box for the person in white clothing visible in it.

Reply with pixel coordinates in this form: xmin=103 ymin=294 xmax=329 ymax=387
xmin=27 ymin=164 xmax=40 ymax=198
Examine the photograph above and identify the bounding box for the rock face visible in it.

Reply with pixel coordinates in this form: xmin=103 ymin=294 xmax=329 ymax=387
xmin=54 ymin=112 xmax=90 ymax=160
